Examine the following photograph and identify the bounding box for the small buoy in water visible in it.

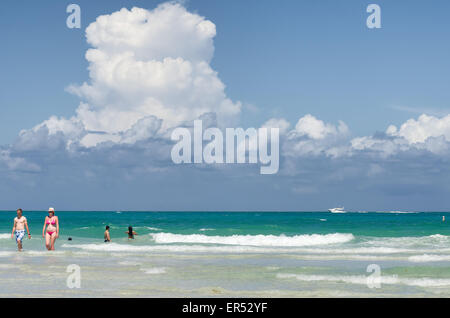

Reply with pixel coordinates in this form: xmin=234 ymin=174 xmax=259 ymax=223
xmin=68 ymin=237 xmax=72 ymax=241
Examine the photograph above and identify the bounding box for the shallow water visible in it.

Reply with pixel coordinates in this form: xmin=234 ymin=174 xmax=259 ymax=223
xmin=1 ymin=211 xmax=450 ymax=297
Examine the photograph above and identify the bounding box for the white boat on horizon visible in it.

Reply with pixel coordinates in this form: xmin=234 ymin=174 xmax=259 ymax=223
xmin=328 ymin=207 xmax=346 ymax=213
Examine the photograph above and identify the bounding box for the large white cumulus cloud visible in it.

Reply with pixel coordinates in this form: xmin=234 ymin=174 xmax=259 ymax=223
xmin=351 ymin=114 xmax=450 ymax=157
xmin=259 ymin=114 xmax=350 ymax=160
xmin=17 ymin=1 xmax=450 ymax=162
xmin=85 ymin=4 xmax=216 ymax=62
xmin=3 ymin=1 xmax=450 ymax=207
xmin=387 ymin=114 xmax=450 ymax=144
xmin=256 ymin=113 xmax=450 ymax=179
xmin=292 ymin=114 xmax=348 ymax=140
xmin=22 ymin=2 xmax=241 ymax=149
xmin=263 ymin=113 xmax=450 ymax=160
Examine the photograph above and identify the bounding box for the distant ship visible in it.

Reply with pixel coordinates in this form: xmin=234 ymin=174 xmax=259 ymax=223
xmin=328 ymin=207 xmax=346 ymax=213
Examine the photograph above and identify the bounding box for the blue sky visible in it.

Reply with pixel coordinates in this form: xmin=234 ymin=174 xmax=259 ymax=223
xmin=0 ymin=0 xmax=449 ymax=211
xmin=2 ymin=0 xmax=449 ymax=143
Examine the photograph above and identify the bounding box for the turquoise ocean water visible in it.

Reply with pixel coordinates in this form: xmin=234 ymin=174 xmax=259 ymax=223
xmin=1 ymin=211 xmax=450 ymax=297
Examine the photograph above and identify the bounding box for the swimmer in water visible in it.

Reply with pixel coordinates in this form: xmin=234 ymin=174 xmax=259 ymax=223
xmin=125 ymin=226 xmax=137 ymax=239
xmin=104 ymin=225 xmax=111 ymax=242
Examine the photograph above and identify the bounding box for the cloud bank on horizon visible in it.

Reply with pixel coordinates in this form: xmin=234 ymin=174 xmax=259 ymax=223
xmin=0 ymin=2 xmax=449 ymax=210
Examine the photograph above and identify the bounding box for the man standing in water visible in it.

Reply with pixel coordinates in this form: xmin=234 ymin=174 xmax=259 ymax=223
xmin=11 ymin=209 xmax=31 ymax=251
xmin=104 ymin=225 xmax=111 ymax=242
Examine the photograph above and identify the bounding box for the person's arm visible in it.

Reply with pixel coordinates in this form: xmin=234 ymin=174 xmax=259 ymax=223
xmin=133 ymin=231 xmax=138 ymax=235
xmin=25 ymin=218 xmax=31 ymax=239
xmin=11 ymin=218 xmax=16 ymax=239
xmin=42 ymin=217 xmax=47 ymax=238
xmin=56 ymin=216 xmax=59 ymax=238
xmin=106 ymin=231 xmax=111 ymax=241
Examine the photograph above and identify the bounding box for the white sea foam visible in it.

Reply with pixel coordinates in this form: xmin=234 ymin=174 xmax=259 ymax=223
xmin=149 ymin=233 xmax=354 ymax=247
xmin=306 ymin=247 xmax=412 ymax=254
xmin=24 ymin=250 xmax=66 ymax=256
xmin=403 ymin=278 xmax=450 ymax=287
xmin=146 ymin=227 xmax=162 ymax=231
xmin=0 ymin=251 xmax=13 ymax=257
xmin=408 ymin=254 xmax=450 ymax=263
xmin=141 ymin=267 xmax=166 ymax=274
xmin=277 ymin=273 xmax=450 ymax=287
xmin=374 ymin=211 xmax=420 ymax=214
xmin=61 ymin=243 xmax=418 ymax=255
xmin=119 ymin=261 xmax=142 ymax=266
xmin=277 ymin=273 xmax=399 ymax=285
xmin=60 ymin=232 xmax=450 ymax=256
xmin=0 ymin=234 xmax=11 ymax=239
xmin=428 ymin=234 xmax=448 ymax=239
xmin=291 ymin=254 xmax=402 ymax=261
xmin=361 ymin=234 xmax=450 ymax=251
xmin=64 ymin=242 xmax=362 ymax=254
xmin=199 ymin=228 xmax=215 ymax=231
xmin=63 ymin=243 xmax=285 ymax=253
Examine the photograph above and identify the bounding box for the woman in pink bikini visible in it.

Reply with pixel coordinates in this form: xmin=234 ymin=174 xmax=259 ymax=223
xmin=42 ymin=207 xmax=59 ymax=250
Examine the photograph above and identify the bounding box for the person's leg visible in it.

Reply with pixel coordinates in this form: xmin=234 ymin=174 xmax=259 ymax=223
xmin=50 ymin=233 xmax=57 ymax=250
xmin=45 ymin=233 xmax=51 ymax=250
xmin=17 ymin=239 xmax=22 ymax=251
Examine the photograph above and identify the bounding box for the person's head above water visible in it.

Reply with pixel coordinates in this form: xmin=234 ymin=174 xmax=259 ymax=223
xmin=16 ymin=208 xmax=22 ymax=217
xmin=106 ymin=225 xmax=110 ymax=230
xmin=48 ymin=207 xmax=55 ymax=216
xmin=127 ymin=226 xmax=135 ymax=239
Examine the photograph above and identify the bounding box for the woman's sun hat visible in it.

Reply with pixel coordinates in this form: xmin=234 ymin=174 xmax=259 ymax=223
xmin=48 ymin=207 xmax=55 ymax=212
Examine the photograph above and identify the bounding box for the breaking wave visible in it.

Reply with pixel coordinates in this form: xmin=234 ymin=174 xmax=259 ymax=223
xmin=149 ymin=233 xmax=354 ymax=247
